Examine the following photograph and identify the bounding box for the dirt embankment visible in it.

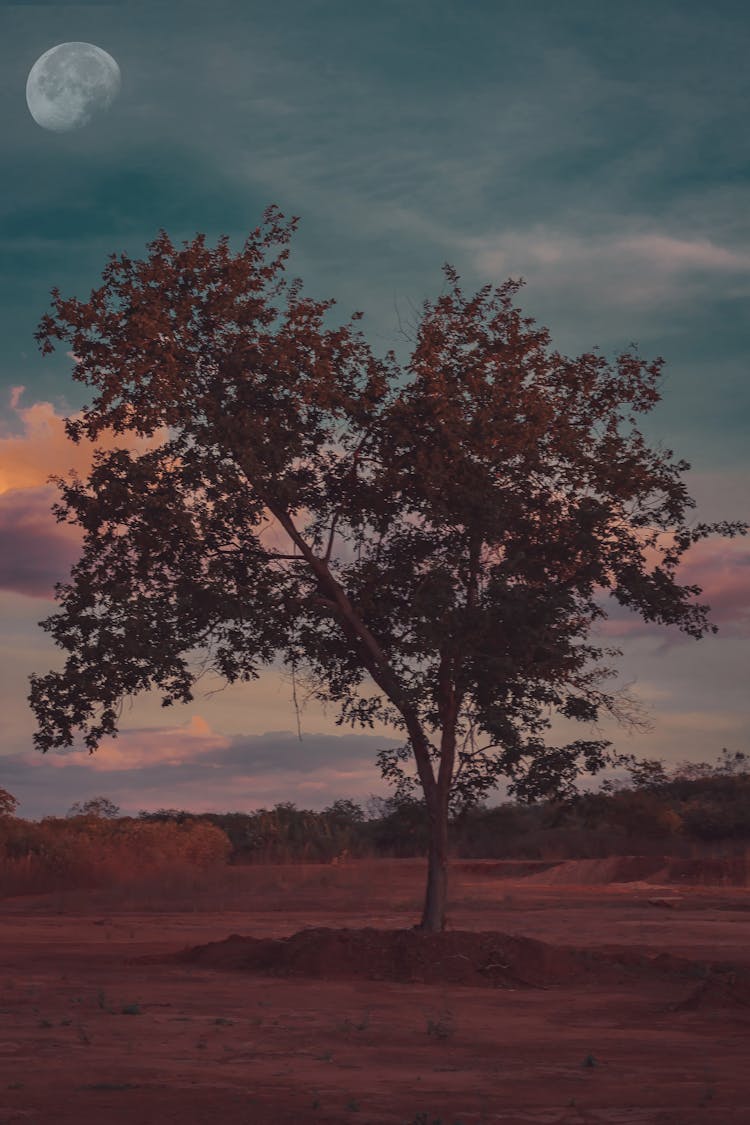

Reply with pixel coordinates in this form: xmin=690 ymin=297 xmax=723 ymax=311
xmin=518 ymin=854 xmax=749 ymax=886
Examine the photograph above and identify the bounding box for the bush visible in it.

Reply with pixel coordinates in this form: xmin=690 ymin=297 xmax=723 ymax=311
xmin=0 ymin=813 xmax=232 ymax=896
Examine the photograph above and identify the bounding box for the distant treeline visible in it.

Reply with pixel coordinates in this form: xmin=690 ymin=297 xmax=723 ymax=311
xmin=1 ymin=751 xmax=748 ymax=888
xmin=135 ymin=749 xmax=750 ymax=863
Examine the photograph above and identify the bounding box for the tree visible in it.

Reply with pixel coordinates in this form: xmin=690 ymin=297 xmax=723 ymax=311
xmin=67 ymin=795 xmax=121 ymax=819
xmin=322 ymin=798 xmax=366 ymax=826
xmin=28 ymin=204 xmax=746 ymax=931
xmin=0 ymin=788 xmax=19 ymax=818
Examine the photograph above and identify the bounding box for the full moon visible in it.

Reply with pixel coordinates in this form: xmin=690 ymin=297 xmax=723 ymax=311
xmin=26 ymin=42 xmax=121 ymax=133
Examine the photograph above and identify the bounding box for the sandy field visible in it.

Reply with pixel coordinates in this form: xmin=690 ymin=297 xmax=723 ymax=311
xmin=1 ymin=855 xmax=749 ymax=1124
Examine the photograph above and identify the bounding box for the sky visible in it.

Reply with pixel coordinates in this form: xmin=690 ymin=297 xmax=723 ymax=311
xmin=0 ymin=0 xmax=748 ymax=821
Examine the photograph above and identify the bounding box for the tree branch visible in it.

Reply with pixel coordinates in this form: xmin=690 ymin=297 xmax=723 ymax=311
xmin=323 ymin=512 xmax=340 ymax=564
xmin=236 ymin=449 xmax=438 ymax=800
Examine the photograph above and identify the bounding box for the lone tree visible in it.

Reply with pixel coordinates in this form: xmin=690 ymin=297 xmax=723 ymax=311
xmin=29 ymin=205 xmax=746 ymax=931
xmin=66 ymin=795 xmax=121 ymax=819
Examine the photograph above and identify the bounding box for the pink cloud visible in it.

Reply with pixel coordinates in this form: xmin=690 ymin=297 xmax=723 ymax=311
xmin=596 ymin=536 xmax=750 ymax=642
xmin=675 ymin=538 xmax=750 ymax=637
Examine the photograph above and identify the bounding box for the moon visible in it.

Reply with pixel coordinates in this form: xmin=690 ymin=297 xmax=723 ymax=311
xmin=26 ymin=42 xmax=121 ymax=133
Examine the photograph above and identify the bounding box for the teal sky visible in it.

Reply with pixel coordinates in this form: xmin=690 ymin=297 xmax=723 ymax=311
xmin=1 ymin=0 xmax=748 ymax=819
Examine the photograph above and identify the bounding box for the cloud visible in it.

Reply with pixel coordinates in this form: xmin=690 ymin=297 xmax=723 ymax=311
xmin=63 ymin=712 xmax=233 ymax=772
xmin=676 ymin=539 xmax=750 ymax=638
xmin=463 ymin=227 xmax=750 ymax=312
xmin=0 ymin=388 xmax=168 ymax=496
xmin=1 ymin=715 xmax=403 ymax=819
xmin=0 ymin=388 xmax=368 ymax=598
xmin=0 ymin=391 xmax=169 ymax=597
xmin=594 ymin=535 xmax=750 ymax=646
xmin=0 ymin=485 xmax=81 ymax=598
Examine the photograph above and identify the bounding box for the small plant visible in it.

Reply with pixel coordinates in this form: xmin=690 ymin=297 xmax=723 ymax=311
xmin=121 ymin=1002 xmax=141 ymax=1015
xmin=339 ymin=1010 xmax=371 ymax=1033
xmin=426 ymin=1010 xmax=455 ymax=1040
xmin=582 ymin=1052 xmax=597 ymax=1068
xmin=345 ymin=1099 xmax=360 ymax=1111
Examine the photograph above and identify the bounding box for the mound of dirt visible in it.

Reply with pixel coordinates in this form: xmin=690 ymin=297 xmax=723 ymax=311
xmin=133 ymin=926 xmax=749 ymax=993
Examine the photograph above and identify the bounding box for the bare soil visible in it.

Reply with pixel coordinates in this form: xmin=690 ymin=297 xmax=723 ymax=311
xmin=1 ymin=855 xmax=749 ymax=1123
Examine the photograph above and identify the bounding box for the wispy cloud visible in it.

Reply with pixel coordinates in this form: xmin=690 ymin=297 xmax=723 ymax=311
xmin=2 ymin=716 xmax=402 ymax=819
xmin=462 ymin=227 xmax=750 ymax=312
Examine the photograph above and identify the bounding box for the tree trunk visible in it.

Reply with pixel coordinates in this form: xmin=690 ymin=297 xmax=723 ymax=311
xmin=418 ymin=798 xmax=449 ymax=932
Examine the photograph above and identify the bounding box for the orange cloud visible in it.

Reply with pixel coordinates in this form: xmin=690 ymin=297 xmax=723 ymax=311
xmin=0 ymin=389 xmax=344 ymax=593
xmin=0 ymin=387 xmax=168 ymax=496
xmin=0 ymin=392 xmax=183 ymax=597
xmin=47 ymin=714 xmax=231 ymax=772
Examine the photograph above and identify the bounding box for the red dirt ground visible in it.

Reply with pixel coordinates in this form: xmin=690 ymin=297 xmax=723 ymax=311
xmin=1 ymin=856 xmax=749 ymax=1123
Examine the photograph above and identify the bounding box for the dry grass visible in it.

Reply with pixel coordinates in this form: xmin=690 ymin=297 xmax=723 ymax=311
xmin=5 ymin=856 xmax=426 ymax=916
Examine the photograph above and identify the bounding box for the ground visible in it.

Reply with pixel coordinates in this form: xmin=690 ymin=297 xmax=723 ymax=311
xmin=1 ymin=855 xmax=748 ymax=1123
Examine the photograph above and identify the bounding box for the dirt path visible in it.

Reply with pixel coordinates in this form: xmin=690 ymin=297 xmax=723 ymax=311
xmin=1 ymin=858 xmax=748 ymax=1123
